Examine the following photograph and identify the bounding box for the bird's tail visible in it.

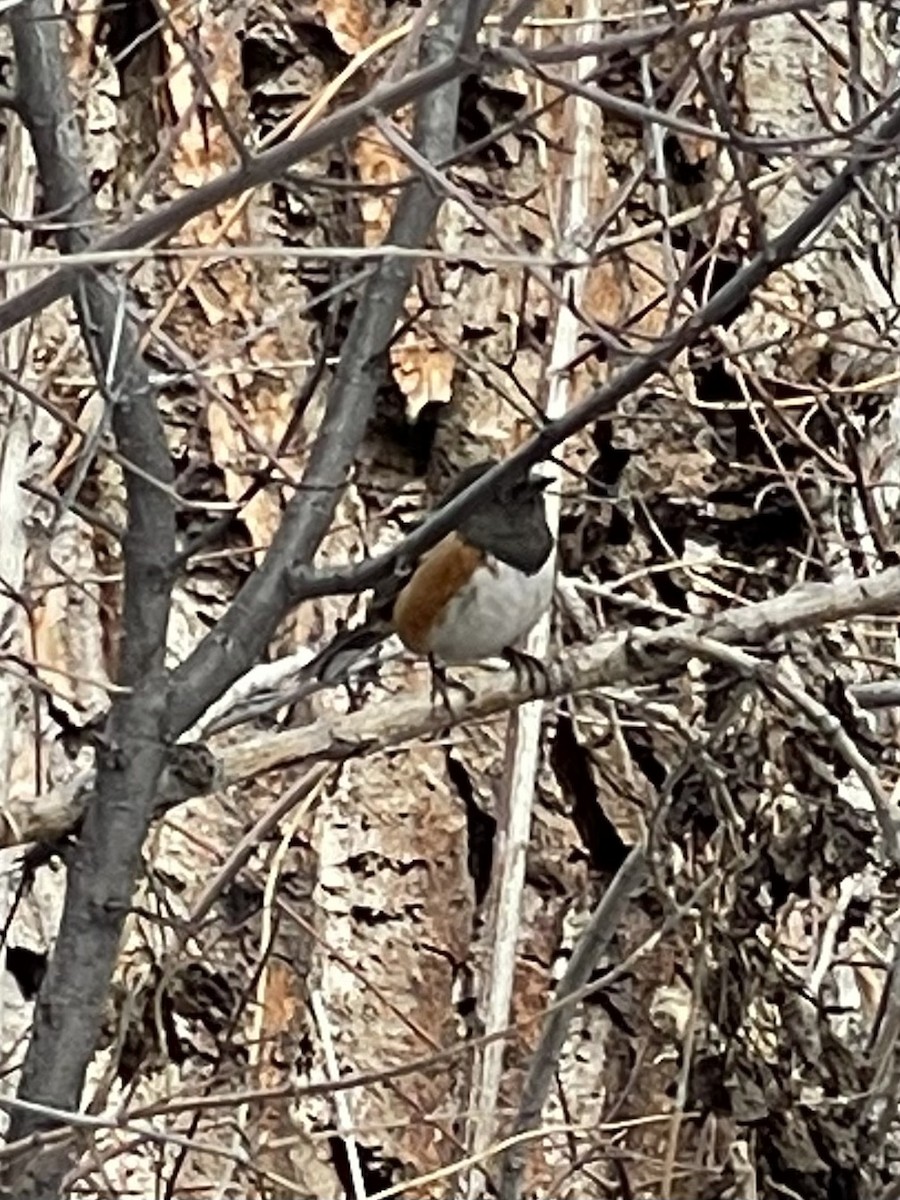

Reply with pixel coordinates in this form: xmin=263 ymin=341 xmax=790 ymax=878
xmin=302 ymin=618 xmax=394 ymax=685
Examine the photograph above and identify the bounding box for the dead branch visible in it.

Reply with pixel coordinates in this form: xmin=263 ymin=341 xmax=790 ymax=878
xmin=2 ymin=0 xmax=176 ymax=1191
xmin=5 ymin=562 xmax=900 ymax=852
xmin=166 ymin=0 xmax=482 ymax=734
xmin=516 ymin=0 xmax=832 ymax=65
xmin=497 ymin=846 xmax=647 ymax=1200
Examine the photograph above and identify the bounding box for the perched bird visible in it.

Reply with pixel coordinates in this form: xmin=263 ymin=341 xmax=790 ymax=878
xmin=311 ymin=458 xmax=556 ymax=684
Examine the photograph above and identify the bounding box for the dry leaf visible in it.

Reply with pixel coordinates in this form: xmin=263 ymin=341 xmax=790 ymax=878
xmin=313 ymin=0 xmax=372 ymax=55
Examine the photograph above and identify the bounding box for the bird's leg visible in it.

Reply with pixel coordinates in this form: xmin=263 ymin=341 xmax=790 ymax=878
xmin=428 ymin=654 xmax=475 ymax=712
xmin=342 ymin=671 xmax=373 ymax=712
xmin=328 ymin=643 xmax=388 ymax=711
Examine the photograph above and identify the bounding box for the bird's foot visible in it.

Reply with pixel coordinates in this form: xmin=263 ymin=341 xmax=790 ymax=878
xmin=502 ymin=646 xmax=549 ymax=694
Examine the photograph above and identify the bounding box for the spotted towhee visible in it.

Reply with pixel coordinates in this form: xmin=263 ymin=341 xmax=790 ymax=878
xmin=310 ymin=458 xmax=556 ymax=683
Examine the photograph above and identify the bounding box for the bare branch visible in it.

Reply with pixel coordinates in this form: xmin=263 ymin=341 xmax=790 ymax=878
xmin=0 ymin=39 xmax=472 ymax=340
xmin=5 ymin=562 xmax=900 ymax=851
xmin=1 ymin=0 xmax=176 ymax=1191
xmin=0 ymin=0 xmax=480 ymax=1188
xmin=166 ymin=0 xmax=482 ymax=735
xmin=516 ymin=0 xmax=835 ymax=65
xmin=497 ymin=846 xmax=647 ymax=1200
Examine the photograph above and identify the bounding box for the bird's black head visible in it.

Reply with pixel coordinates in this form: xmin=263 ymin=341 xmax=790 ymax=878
xmin=447 ymin=459 xmax=554 ymax=574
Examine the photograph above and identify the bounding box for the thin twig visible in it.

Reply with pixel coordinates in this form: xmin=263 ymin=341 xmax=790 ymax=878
xmin=497 ymin=847 xmax=647 ymax=1200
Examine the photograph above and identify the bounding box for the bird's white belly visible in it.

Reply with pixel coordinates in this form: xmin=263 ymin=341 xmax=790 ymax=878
xmin=427 ymin=553 xmax=555 ymax=664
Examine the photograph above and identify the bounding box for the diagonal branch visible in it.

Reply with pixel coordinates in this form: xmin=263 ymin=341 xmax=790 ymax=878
xmin=497 ymin=846 xmax=647 ymax=1200
xmin=166 ymin=0 xmax=482 ymax=736
xmin=263 ymin=91 xmax=900 ymax=618
xmin=0 ymin=0 xmax=836 ymax=342
xmin=2 ymin=0 xmax=479 ymax=1187
xmin=0 ymin=46 xmax=472 ymax=340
